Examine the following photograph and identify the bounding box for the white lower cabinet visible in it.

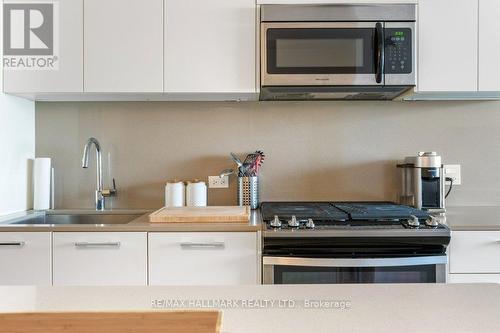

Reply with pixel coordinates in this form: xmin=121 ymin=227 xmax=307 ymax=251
xmin=149 ymin=232 xmax=258 ymax=285
xmin=0 ymin=232 xmax=52 ymax=285
xmin=449 ymin=231 xmax=500 ymax=283
xmin=53 ymin=232 xmax=147 ymax=286
xmin=448 ymin=274 xmax=500 ymax=284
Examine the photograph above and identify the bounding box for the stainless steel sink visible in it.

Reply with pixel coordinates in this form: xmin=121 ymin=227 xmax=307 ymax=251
xmin=45 ymin=214 xmax=141 ymax=225
xmin=6 ymin=212 xmax=144 ymax=225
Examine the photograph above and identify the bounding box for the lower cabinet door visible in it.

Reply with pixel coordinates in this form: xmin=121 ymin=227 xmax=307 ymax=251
xmin=53 ymin=232 xmax=147 ymax=286
xmin=449 ymin=231 xmax=500 ymax=273
xmin=0 ymin=232 xmax=52 ymax=285
xmin=149 ymin=232 xmax=258 ymax=285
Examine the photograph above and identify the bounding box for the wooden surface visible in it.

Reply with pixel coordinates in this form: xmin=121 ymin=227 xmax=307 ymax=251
xmin=0 ymin=311 xmax=221 ymax=333
xmin=149 ymin=206 xmax=250 ymax=223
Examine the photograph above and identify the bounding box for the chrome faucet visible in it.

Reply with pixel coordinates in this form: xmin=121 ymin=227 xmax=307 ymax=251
xmin=82 ymin=137 xmax=116 ymax=210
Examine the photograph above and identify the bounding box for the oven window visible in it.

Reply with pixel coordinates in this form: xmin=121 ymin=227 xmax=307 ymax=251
xmin=274 ymin=265 xmax=437 ymax=284
xmin=266 ymin=28 xmax=375 ymax=74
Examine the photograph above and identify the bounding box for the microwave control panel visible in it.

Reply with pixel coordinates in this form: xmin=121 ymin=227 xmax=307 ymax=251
xmin=384 ymin=28 xmax=412 ymax=74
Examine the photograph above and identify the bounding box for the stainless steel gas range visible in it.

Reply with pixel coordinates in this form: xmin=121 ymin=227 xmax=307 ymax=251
xmin=261 ymin=202 xmax=450 ymax=284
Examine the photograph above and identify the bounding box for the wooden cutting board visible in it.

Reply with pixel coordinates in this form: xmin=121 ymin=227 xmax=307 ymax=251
xmin=149 ymin=206 xmax=250 ymax=223
xmin=0 ymin=311 xmax=221 ymax=333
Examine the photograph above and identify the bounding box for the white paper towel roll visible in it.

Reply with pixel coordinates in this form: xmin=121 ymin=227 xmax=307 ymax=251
xmin=186 ymin=181 xmax=207 ymax=207
xmin=165 ymin=181 xmax=185 ymax=207
xmin=33 ymin=158 xmax=51 ymax=210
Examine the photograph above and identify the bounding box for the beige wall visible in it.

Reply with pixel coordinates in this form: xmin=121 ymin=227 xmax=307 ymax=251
xmin=36 ymin=101 xmax=499 ymax=209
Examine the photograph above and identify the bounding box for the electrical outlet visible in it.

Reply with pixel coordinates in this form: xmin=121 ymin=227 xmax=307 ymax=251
xmin=444 ymin=164 xmax=461 ymax=185
xmin=208 ymin=175 xmax=229 ymax=188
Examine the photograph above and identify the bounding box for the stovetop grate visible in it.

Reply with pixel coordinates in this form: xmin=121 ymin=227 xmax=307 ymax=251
xmin=261 ymin=201 xmax=430 ymax=224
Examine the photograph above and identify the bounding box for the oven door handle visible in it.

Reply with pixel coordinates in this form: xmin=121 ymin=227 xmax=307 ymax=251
xmin=262 ymin=256 xmax=447 ymax=268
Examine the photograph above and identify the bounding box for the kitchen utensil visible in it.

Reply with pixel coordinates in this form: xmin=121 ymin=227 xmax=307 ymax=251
xmin=219 ymin=169 xmax=234 ymax=178
xmin=230 ymin=152 xmax=243 ymax=168
xmin=238 ymin=176 xmax=260 ymax=209
xmin=239 ymin=151 xmax=265 ymax=177
xmin=231 ymin=151 xmax=266 ymax=177
xmin=238 ymin=163 xmax=251 ymax=177
xmin=149 ymin=206 xmax=250 ymax=223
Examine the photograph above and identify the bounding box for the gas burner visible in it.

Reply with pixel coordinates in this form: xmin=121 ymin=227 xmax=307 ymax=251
xmin=261 ymin=202 xmax=449 ymax=233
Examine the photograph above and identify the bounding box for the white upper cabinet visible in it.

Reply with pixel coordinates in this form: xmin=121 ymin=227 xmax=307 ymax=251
xmin=164 ymin=0 xmax=256 ymax=94
xmin=84 ymin=0 xmax=163 ymax=93
xmin=3 ymin=0 xmax=83 ymax=93
xmin=417 ymin=0 xmax=478 ymax=92
xmin=478 ymin=0 xmax=500 ymax=91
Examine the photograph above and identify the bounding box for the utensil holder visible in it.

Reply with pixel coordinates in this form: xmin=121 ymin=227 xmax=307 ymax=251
xmin=238 ymin=176 xmax=260 ymax=209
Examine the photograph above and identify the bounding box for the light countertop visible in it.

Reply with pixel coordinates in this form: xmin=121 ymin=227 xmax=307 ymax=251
xmin=444 ymin=206 xmax=500 ymax=231
xmin=2 ymin=206 xmax=500 ymax=232
xmin=0 ymin=209 xmax=262 ymax=232
xmin=0 ymin=284 xmax=499 ymax=332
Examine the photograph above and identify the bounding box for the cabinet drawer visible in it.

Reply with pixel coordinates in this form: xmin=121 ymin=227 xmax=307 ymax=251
xmin=53 ymin=232 xmax=147 ymax=286
xmin=0 ymin=232 xmax=51 ymax=285
xmin=450 ymin=231 xmax=500 ymax=273
xmin=448 ymin=273 xmax=500 ymax=284
xmin=149 ymin=232 xmax=258 ymax=285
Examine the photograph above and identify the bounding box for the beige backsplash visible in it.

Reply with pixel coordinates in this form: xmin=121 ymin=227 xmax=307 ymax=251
xmin=36 ymin=100 xmax=500 ymax=209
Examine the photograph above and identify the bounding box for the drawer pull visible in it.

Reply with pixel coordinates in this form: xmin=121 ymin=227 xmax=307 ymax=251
xmin=180 ymin=242 xmax=225 ymax=249
xmin=0 ymin=241 xmax=25 ymax=247
xmin=74 ymin=242 xmax=121 ymax=248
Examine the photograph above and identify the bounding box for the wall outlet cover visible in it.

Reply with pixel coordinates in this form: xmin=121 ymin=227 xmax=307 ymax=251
xmin=208 ymin=175 xmax=229 ymax=188
xmin=444 ymin=164 xmax=461 ymax=185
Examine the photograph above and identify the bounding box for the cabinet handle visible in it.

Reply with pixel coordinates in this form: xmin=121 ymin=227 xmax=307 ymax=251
xmin=74 ymin=241 xmax=121 ymax=248
xmin=0 ymin=241 xmax=25 ymax=247
xmin=180 ymin=242 xmax=225 ymax=249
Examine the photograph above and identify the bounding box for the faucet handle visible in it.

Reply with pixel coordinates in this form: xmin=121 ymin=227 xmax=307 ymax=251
xmin=101 ymin=178 xmax=117 ymax=197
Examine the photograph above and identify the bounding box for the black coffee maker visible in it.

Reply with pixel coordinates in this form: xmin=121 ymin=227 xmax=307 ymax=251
xmin=398 ymin=152 xmax=445 ymax=212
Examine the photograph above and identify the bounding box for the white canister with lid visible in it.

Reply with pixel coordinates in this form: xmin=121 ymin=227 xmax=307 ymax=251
xmin=165 ymin=180 xmax=185 ymax=207
xmin=186 ymin=180 xmax=207 ymax=207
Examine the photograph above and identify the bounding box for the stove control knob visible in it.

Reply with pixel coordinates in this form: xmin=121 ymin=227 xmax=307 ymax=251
xmin=425 ymin=215 xmax=439 ymax=228
xmin=408 ymin=215 xmax=420 ymax=228
xmin=305 ymin=218 xmax=315 ymax=229
xmin=288 ymin=215 xmax=300 ymax=228
xmin=270 ymin=215 xmax=282 ymax=228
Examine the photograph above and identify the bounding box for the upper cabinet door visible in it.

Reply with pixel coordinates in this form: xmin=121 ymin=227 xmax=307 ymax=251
xmin=478 ymin=0 xmax=500 ymax=91
xmin=84 ymin=0 xmax=163 ymax=92
xmin=3 ymin=0 xmax=83 ymax=93
xmin=164 ymin=0 xmax=256 ymax=93
xmin=418 ymin=0 xmax=478 ymax=92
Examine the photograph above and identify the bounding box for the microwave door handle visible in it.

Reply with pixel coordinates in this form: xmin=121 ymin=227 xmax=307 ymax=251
xmin=375 ymin=22 xmax=384 ymax=84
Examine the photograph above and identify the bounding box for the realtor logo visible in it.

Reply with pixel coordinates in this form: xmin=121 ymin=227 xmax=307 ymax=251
xmin=3 ymin=1 xmax=59 ymax=70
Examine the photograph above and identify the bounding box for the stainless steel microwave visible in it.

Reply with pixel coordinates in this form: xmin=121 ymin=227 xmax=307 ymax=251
xmin=260 ymin=4 xmax=416 ymax=100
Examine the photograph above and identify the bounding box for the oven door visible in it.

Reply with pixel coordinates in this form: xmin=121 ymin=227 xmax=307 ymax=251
xmin=261 ymin=22 xmax=385 ymax=86
xmin=263 ymin=256 xmax=447 ymax=284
